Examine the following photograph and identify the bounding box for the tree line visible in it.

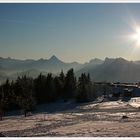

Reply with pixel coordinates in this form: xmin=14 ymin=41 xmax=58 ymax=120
xmin=0 ymin=68 xmax=97 ymax=116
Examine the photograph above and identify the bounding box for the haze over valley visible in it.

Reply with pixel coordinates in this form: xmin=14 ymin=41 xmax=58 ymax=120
xmin=1 ymin=56 xmax=140 ymax=83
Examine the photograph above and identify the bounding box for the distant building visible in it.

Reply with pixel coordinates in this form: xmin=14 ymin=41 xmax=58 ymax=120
xmin=133 ymin=87 xmax=140 ymax=97
xmin=94 ymin=82 xmax=140 ymax=98
xmin=123 ymin=88 xmax=133 ymax=97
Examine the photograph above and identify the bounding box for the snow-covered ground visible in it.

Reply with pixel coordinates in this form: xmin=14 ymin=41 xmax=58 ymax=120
xmin=1 ymin=98 xmax=140 ymax=137
xmin=129 ymin=97 xmax=140 ymax=108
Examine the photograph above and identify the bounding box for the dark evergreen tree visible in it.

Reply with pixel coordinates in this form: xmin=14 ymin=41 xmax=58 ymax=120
xmin=76 ymin=73 xmax=93 ymax=102
xmin=59 ymin=70 xmax=65 ymax=82
xmin=34 ymin=73 xmax=47 ymax=104
xmin=15 ymin=76 xmax=36 ymax=117
xmin=0 ymin=79 xmax=15 ymax=111
xmin=58 ymin=70 xmax=65 ymax=99
xmin=0 ymin=69 xmax=99 ymax=116
xmin=0 ymin=85 xmax=7 ymax=116
xmin=64 ymin=68 xmax=76 ymax=99
xmin=53 ymin=76 xmax=61 ymax=100
xmin=45 ymin=73 xmax=56 ymax=102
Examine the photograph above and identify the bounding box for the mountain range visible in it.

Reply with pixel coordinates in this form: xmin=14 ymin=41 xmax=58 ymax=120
xmin=0 ymin=55 xmax=140 ymax=83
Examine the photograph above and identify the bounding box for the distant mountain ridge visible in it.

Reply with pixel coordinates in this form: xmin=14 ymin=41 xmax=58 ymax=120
xmin=0 ymin=55 xmax=82 ymax=73
xmin=1 ymin=56 xmax=140 ymax=83
xmin=0 ymin=55 xmax=83 ymax=82
xmin=77 ymin=57 xmax=140 ymax=83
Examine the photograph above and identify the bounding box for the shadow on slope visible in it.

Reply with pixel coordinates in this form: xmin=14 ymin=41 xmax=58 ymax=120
xmin=35 ymin=100 xmax=79 ymax=114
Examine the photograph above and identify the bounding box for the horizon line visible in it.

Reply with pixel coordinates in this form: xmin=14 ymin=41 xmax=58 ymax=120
xmin=0 ymin=55 xmax=139 ymax=64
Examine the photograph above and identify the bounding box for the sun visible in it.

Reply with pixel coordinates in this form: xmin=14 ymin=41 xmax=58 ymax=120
xmin=132 ymin=29 xmax=140 ymax=44
xmin=121 ymin=18 xmax=140 ymax=59
xmin=128 ymin=25 xmax=140 ymax=48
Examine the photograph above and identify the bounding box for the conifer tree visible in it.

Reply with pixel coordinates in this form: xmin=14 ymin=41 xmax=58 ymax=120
xmin=58 ymin=70 xmax=65 ymax=99
xmin=34 ymin=73 xmax=47 ymax=103
xmin=15 ymin=76 xmax=35 ymax=117
xmin=76 ymin=73 xmax=92 ymax=102
xmin=64 ymin=68 xmax=76 ymax=99
xmin=45 ymin=73 xmax=55 ymax=101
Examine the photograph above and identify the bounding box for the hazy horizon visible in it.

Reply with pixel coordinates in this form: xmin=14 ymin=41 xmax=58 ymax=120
xmin=1 ymin=55 xmax=140 ymax=64
xmin=1 ymin=3 xmax=140 ymax=63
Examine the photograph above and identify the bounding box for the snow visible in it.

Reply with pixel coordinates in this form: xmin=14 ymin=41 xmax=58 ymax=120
xmin=1 ymin=98 xmax=140 ymax=137
xmin=129 ymin=97 xmax=140 ymax=108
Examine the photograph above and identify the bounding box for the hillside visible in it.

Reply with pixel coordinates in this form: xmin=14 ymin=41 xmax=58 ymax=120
xmin=1 ymin=98 xmax=140 ymax=137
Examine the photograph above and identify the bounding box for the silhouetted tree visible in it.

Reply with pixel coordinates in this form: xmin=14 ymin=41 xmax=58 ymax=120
xmin=0 ymin=79 xmax=16 ymax=111
xmin=0 ymin=69 xmax=99 ymax=116
xmin=58 ymin=70 xmax=65 ymax=99
xmin=45 ymin=73 xmax=56 ymax=102
xmin=15 ymin=76 xmax=35 ymax=117
xmin=76 ymin=73 xmax=93 ymax=102
xmin=34 ymin=73 xmax=47 ymax=104
xmin=64 ymin=68 xmax=76 ymax=99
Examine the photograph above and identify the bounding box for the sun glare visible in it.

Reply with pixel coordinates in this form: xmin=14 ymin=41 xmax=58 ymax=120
xmin=121 ymin=20 xmax=140 ymax=59
xmin=132 ymin=28 xmax=140 ymax=45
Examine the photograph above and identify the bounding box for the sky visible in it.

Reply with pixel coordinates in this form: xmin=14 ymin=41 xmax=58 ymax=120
xmin=1 ymin=3 xmax=140 ymax=63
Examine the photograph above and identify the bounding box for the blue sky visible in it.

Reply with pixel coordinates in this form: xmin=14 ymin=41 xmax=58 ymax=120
xmin=1 ymin=3 xmax=140 ymax=63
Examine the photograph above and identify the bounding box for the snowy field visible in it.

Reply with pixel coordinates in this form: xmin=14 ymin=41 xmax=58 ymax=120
xmin=1 ymin=98 xmax=140 ymax=137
